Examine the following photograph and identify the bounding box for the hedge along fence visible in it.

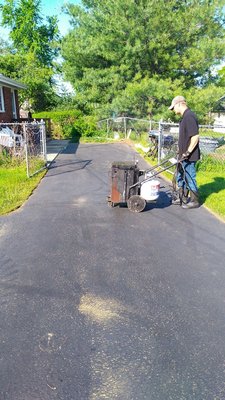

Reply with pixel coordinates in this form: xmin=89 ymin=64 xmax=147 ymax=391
xmin=33 ymin=110 xmax=103 ymax=140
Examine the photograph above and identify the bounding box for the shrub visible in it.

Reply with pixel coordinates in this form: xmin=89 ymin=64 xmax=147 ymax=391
xmin=72 ymin=116 xmax=101 ymax=138
xmin=33 ymin=111 xmax=104 ymax=140
xmin=34 ymin=110 xmax=82 ymax=139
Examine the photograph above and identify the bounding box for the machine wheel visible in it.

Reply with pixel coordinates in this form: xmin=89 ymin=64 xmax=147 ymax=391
xmin=127 ymin=195 xmax=146 ymax=213
xmin=107 ymin=195 xmax=114 ymax=207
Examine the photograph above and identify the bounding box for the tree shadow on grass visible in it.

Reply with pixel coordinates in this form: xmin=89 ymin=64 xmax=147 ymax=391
xmin=199 ymin=177 xmax=225 ymax=203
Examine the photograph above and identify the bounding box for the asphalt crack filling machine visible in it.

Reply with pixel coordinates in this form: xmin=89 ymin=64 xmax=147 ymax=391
xmin=108 ymin=157 xmax=180 ymax=212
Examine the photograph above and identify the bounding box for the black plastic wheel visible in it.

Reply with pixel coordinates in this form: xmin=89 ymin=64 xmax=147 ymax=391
xmin=127 ymin=195 xmax=146 ymax=213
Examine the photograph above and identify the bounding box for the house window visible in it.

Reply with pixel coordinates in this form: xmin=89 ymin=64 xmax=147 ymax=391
xmin=0 ymin=86 xmax=5 ymax=112
xmin=11 ymin=89 xmax=17 ymax=119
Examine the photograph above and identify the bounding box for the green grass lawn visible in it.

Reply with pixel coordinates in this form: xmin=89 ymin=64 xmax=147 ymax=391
xmin=0 ymin=162 xmax=46 ymax=215
xmin=197 ymin=171 xmax=225 ymax=220
xmin=158 ymin=168 xmax=225 ymax=221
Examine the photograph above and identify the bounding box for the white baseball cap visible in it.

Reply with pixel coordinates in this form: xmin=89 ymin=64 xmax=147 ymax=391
xmin=168 ymin=95 xmax=186 ymax=110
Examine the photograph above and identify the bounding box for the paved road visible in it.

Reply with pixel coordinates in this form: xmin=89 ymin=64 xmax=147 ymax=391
xmin=46 ymin=140 xmax=70 ymax=164
xmin=0 ymin=142 xmax=225 ymax=400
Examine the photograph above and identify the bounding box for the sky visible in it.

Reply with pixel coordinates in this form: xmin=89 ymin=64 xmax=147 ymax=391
xmin=0 ymin=0 xmax=80 ymax=39
xmin=40 ymin=0 xmax=80 ymax=35
xmin=40 ymin=0 xmax=80 ymax=93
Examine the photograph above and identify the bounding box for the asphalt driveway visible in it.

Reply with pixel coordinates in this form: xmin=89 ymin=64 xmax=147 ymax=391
xmin=0 ymin=141 xmax=225 ymax=400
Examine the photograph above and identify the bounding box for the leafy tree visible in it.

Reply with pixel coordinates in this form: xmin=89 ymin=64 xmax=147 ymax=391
xmin=217 ymin=65 xmax=225 ymax=87
xmin=0 ymin=48 xmax=59 ymax=110
xmin=61 ymin=0 xmax=225 ymax=120
xmin=185 ymin=85 xmax=225 ymax=124
xmin=109 ymin=75 xmax=182 ymax=119
xmin=0 ymin=0 xmax=59 ymax=66
xmin=0 ymin=0 xmax=60 ymax=111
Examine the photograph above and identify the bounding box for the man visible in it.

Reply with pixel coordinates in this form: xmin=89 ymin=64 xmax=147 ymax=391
xmin=169 ymin=95 xmax=200 ymax=209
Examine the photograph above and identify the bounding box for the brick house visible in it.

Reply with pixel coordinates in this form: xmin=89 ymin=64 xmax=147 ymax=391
xmin=0 ymin=73 xmax=26 ymax=122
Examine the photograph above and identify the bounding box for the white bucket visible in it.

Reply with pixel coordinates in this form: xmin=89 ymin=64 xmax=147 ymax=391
xmin=140 ymin=179 xmax=160 ymax=201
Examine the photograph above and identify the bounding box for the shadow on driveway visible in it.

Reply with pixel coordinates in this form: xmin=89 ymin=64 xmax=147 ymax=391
xmin=47 ymin=142 xmax=93 ymax=177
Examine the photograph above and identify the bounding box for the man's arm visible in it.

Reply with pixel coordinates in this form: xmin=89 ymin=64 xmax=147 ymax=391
xmin=187 ymin=134 xmax=199 ymax=153
xmin=182 ymin=134 xmax=199 ymax=159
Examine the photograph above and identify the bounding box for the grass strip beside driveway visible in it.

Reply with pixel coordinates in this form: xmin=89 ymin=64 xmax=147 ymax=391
xmin=197 ymin=171 xmax=225 ymax=220
xmin=0 ymin=163 xmax=46 ymax=215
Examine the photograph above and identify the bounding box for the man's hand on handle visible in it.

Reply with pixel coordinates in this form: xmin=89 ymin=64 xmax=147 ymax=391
xmin=181 ymin=151 xmax=190 ymax=160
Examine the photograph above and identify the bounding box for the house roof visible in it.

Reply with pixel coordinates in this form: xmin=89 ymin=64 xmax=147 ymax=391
xmin=0 ymin=73 xmax=27 ymax=89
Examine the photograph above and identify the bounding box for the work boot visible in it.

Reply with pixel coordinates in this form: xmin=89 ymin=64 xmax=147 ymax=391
xmin=182 ymin=188 xmax=189 ymax=204
xmin=172 ymin=188 xmax=182 ymax=205
xmin=182 ymin=190 xmax=200 ymax=209
xmin=172 ymin=188 xmax=189 ymax=205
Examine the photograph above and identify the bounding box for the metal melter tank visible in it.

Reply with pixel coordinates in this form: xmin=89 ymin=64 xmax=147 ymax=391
xmin=109 ymin=161 xmax=140 ymax=205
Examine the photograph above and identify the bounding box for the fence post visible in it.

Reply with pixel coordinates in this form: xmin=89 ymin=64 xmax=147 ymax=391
xmin=107 ymin=119 xmax=109 ymax=138
xmin=23 ymin=123 xmax=30 ymax=178
xmin=40 ymin=120 xmax=47 ymax=163
xmin=158 ymin=120 xmax=163 ymax=164
xmin=124 ymin=117 xmax=127 ymax=138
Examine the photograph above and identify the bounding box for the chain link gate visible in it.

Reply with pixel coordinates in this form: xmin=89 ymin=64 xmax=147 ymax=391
xmin=0 ymin=121 xmax=47 ymax=177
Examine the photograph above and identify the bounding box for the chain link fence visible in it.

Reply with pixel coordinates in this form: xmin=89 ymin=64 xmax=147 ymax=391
xmin=98 ymin=117 xmax=155 ymax=139
xmin=0 ymin=121 xmax=47 ymax=177
xmin=98 ymin=117 xmax=225 ymax=173
xmin=158 ymin=122 xmax=225 ymax=173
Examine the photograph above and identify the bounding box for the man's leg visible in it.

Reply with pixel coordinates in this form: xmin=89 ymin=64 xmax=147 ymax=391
xmin=182 ymin=162 xmax=199 ymax=209
xmin=172 ymin=162 xmax=189 ymax=205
